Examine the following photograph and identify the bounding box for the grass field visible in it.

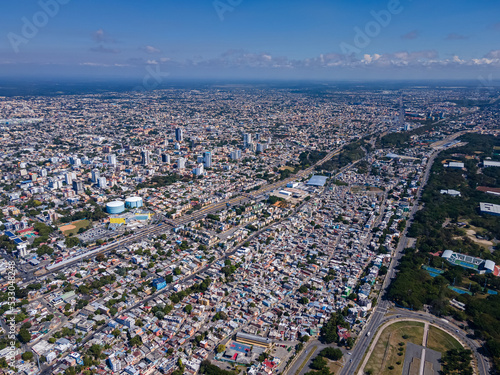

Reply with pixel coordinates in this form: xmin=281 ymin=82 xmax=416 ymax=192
xmin=365 ymin=321 xmax=424 ymax=375
xmin=327 ymin=359 xmax=343 ymax=374
xmin=59 ymin=219 xmax=89 ymax=236
xmin=426 ymin=326 xmax=463 ymax=353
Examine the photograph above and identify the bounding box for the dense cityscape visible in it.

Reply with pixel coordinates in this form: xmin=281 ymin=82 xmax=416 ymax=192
xmin=0 ymin=82 xmax=498 ymax=375
xmin=1 ymin=0 xmax=500 ymax=374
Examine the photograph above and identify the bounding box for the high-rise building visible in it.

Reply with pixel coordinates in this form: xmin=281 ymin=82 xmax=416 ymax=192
xmin=256 ymin=143 xmax=264 ymax=153
xmin=108 ymin=154 xmax=117 ymax=166
xmin=141 ymin=150 xmax=150 ymax=165
xmin=193 ymin=164 xmax=204 ymax=176
xmin=91 ymin=169 xmax=100 ymax=183
xmin=161 ymin=154 xmax=171 ymax=163
xmin=230 ymin=149 xmax=242 ymax=160
xmin=72 ymin=180 xmax=84 ymax=194
xmin=203 ymin=151 xmax=212 ymax=168
xmin=70 ymin=157 xmax=81 ymax=167
xmin=177 ymin=157 xmax=186 ymax=170
xmin=243 ymin=133 xmax=252 ymax=148
xmin=175 ymin=128 xmax=183 ymax=142
xmin=48 ymin=209 xmax=58 ymax=223
xmin=107 ymin=355 xmax=122 ymax=372
xmin=65 ymin=172 xmax=73 ymax=185
xmin=98 ymin=177 xmax=107 ymax=188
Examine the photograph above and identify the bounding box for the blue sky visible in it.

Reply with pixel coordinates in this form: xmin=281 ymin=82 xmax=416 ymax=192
xmin=1 ymin=0 xmax=500 ymax=80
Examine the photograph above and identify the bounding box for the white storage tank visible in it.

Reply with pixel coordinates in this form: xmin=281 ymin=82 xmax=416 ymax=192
xmin=125 ymin=196 xmax=143 ymax=208
xmin=106 ymin=200 xmax=125 ymax=214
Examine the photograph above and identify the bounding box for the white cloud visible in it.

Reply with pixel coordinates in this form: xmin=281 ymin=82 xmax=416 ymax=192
xmin=141 ymin=45 xmax=161 ymax=54
xmin=486 ymin=50 xmax=500 ymax=59
xmin=91 ymin=29 xmax=116 ymax=43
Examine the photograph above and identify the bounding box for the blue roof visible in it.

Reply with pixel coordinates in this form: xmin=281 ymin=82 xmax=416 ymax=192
xmin=14 ymin=238 xmax=25 ymax=244
xmin=5 ymin=231 xmax=16 ymax=238
xmin=306 ymin=175 xmax=328 ymax=187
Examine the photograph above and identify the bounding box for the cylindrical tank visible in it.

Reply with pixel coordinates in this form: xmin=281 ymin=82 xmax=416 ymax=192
xmin=106 ymin=200 xmax=125 ymax=214
xmin=125 ymin=196 xmax=143 ymax=208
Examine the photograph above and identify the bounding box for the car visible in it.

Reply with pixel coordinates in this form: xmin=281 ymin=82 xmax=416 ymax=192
xmin=350 ymin=359 xmax=352 ymax=362
xmin=347 ymin=352 xmax=352 ymax=355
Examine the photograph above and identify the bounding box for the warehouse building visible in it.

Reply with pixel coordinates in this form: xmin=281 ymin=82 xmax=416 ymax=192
xmin=306 ymin=175 xmax=328 ymax=187
xmin=236 ymin=332 xmax=272 ymax=349
xmin=483 ymin=160 xmax=500 ymax=168
xmin=479 ymin=202 xmax=500 ymax=216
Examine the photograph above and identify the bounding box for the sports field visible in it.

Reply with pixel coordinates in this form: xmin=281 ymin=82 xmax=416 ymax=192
xmin=59 ymin=219 xmax=89 ymax=236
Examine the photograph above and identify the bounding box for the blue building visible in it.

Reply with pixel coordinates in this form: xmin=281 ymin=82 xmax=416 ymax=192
xmin=125 ymin=196 xmax=143 ymax=208
xmin=151 ymin=277 xmax=167 ymax=291
xmin=175 ymin=128 xmax=183 ymax=142
xmin=106 ymin=201 xmax=125 ymax=214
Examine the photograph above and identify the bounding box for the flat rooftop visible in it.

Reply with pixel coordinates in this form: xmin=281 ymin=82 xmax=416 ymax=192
xmin=480 ymin=202 xmax=500 ymax=215
xmin=306 ymin=175 xmax=328 ymax=187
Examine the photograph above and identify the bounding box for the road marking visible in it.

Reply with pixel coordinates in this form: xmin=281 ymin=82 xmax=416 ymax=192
xmin=419 ymin=348 xmax=426 ymax=375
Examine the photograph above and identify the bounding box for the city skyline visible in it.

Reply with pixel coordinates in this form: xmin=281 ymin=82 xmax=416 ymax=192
xmin=1 ymin=0 xmax=500 ymax=81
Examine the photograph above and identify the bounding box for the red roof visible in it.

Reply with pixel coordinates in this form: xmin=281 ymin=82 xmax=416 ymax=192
xmin=18 ymin=227 xmax=34 ymax=234
xmin=494 ymin=265 xmax=500 ymax=277
xmin=263 ymin=360 xmax=275 ymax=368
xmin=338 ymin=325 xmax=351 ymax=340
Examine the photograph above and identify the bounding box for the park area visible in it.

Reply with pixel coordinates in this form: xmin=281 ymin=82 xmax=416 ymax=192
xmin=364 ymin=321 xmax=465 ymax=375
xmin=59 ymin=219 xmax=89 ymax=236
xmin=365 ymin=321 xmax=424 ymax=375
xmin=426 ymin=326 xmax=462 ymax=353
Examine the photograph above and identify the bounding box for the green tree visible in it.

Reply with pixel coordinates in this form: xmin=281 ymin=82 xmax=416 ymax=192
xmin=21 ymin=351 xmax=34 ymax=361
xmin=319 ymin=347 xmax=343 ymax=361
xmin=310 ymin=355 xmax=327 ymax=370
xmin=18 ymin=328 xmax=31 ymax=343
